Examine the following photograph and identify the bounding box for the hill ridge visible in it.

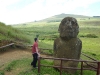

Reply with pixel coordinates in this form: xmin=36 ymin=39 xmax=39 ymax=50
xmin=39 ymin=13 xmax=92 ymax=22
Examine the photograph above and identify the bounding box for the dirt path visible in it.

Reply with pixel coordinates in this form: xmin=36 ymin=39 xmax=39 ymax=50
xmin=0 ymin=48 xmax=53 ymax=75
xmin=0 ymin=48 xmax=51 ymax=67
xmin=0 ymin=48 xmax=30 ymax=66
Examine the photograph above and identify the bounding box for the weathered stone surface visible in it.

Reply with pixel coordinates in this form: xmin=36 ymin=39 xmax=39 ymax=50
xmin=58 ymin=17 xmax=79 ymax=39
xmin=53 ymin=17 xmax=82 ymax=73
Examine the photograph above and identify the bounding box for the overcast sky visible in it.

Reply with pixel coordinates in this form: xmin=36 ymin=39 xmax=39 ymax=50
xmin=0 ymin=0 xmax=100 ymax=24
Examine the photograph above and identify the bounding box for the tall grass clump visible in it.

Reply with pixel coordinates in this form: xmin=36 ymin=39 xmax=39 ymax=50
xmin=4 ymin=60 xmax=17 ymax=71
xmin=0 ymin=71 xmax=4 ymax=75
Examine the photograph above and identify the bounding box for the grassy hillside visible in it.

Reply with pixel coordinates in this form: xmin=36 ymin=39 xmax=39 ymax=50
xmin=55 ymin=13 xmax=91 ymax=18
xmin=13 ymin=16 xmax=100 ymax=60
xmin=39 ymin=13 xmax=92 ymax=22
xmin=0 ymin=22 xmax=30 ymax=46
xmin=0 ymin=58 xmax=96 ymax=75
xmin=13 ymin=13 xmax=98 ymax=25
xmin=1 ymin=14 xmax=100 ymax=75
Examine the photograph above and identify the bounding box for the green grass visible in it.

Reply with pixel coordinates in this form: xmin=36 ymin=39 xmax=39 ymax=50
xmin=13 ymin=18 xmax=100 ymax=61
xmin=13 ymin=22 xmax=59 ymax=44
xmin=0 ymin=22 xmax=30 ymax=43
xmin=0 ymin=71 xmax=4 ymax=75
xmin=1 ymin=58 xmax=96 ymax=75
xmin=1 ymin=17 xmax=100 ymax=74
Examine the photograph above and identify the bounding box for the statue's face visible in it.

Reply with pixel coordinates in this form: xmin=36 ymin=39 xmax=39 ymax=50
xmin=58 ymin=17 xmax=79 ymax=38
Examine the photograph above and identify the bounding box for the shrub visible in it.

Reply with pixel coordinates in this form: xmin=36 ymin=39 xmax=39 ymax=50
xmin=79 ymin=34 xmax=98 ymax=38
xmin=86 ymin=34 xmax=98 ymax=38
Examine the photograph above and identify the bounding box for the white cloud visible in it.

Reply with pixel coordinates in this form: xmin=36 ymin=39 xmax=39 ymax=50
xmin=0 ymin=0 xmax=20 ymax=8
xmin=0 ymin=0 xmax=100 ymax=24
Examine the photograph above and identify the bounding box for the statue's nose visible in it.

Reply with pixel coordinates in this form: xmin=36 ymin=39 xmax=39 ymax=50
xmin=65 ymin=21 xmax=72 ymax=28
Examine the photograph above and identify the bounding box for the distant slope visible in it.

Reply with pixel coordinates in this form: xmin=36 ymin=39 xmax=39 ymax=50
xmin=40 ymin=13 xmax=92 ymax=22
xmin=0 ymin=22 xmax=30 ymax=44
xmin=54 ymin=13 xmax=91 ymax=18
xmin=12 ymin=13 xmax=93 ymax=25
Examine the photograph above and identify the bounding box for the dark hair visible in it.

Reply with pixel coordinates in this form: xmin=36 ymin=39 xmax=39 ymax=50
xmin=34 ymin=38 xmax=37 ymax=42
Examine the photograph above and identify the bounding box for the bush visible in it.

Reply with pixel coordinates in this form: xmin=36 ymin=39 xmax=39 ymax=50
xmin=86 ymin=34 xmax=98 ymax=38
xmin=79 ymin=34 xmax=98 ymax=38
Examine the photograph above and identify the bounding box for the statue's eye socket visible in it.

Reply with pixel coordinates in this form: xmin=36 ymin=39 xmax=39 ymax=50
xmin=64 ymin=21 xmax=68 ymax=24
xmin=71 ymin=21 xmax=77 ymax=26
xmin=71 ymin=21 xmax=74 ymax=25
xmin=64 ymin=21 xmax=69 ymax=25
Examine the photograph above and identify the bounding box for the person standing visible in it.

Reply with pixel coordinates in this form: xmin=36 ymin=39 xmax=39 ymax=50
xmin=31 ymin=38 xmax=40 ymax=68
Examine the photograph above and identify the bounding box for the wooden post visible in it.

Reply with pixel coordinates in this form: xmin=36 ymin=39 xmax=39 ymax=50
xmin=80 ymin=62 xmax=83 ymax=75
xmin=60 ymin=60 xmax=63 ymax=75
xmin=96 ymin=62 xmax=100 ymax=75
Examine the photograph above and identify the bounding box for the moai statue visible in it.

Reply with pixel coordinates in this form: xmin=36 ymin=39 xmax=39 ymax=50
xmin=53 ymin=17 xmax=82 ymax=73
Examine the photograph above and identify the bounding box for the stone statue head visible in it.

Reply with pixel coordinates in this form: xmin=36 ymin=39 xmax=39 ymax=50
xmin=58 ymin=17 xmax=79 ymax=39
